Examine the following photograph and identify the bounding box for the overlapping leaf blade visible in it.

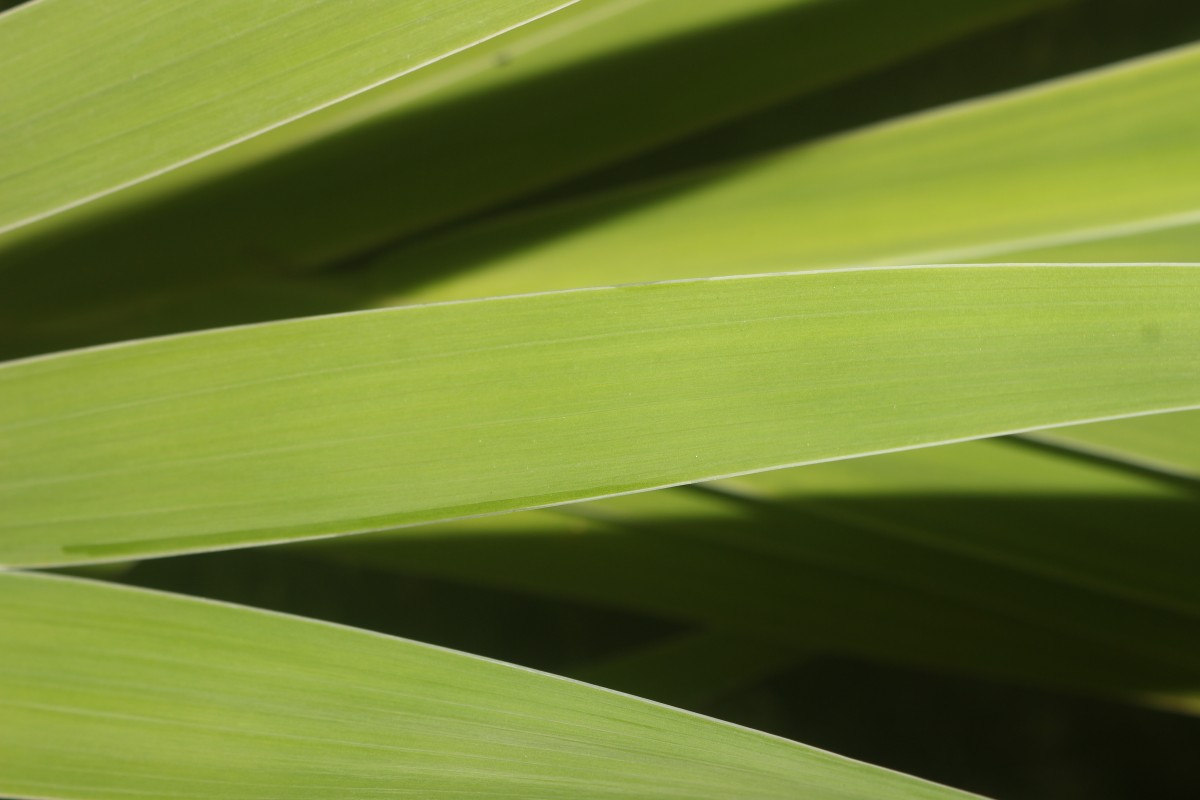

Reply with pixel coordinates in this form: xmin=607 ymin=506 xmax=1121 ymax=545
xmin=0 ymin=0 xmax=1061 ymax=359
xmin=366 ymin=43 xmax=1200 ymax=301
xmin=0 ymin=571 xmax=978 ymax=800
xmin=0 ymin=0 xmax=582 ymax=235
xmin=5 ymin=0 xmax=1200 ymax=794
xmin=349 ymin=39 xmax=1200 ymax=470
xmin=300 ymin=435 xmax=1200 ymax=709
xmin=3 ymin=265 xmax=1198 ymax=567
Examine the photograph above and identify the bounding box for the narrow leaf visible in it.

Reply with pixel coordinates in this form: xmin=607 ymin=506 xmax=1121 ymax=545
xmin=304 ymin=437 xmax=1200 ymax=708
xmin=2 ymin=265 xmax=1198 ymax=567
xmin=0 ymin=0 xmax=1062 ymax=358
xmin=0 ymin=571 xmax=977 ymax=800
xmin=0 ymin=0 xmax=580 ymax=234
xmin=364 ymin=43 xmax=1200 ymax=303
xmin=1027 ymin=412 xmax=1200 ymax=478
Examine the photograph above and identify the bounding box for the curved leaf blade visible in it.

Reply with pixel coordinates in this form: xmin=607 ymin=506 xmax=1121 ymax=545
xmin=0 ymin=0 xmax=1067 ymax=361
xmin=0 ymin=0 xmax=579 ymax=234
xmin=2 ymin=264 xmax=1198 ymax=567
xmin=0 ymin=571 xmax=977 ymax=800
xmin=302 ymin=436 xmax=1200 ymax=708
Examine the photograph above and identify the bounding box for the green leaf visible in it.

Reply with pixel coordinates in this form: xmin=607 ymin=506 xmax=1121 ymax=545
xmin=364 ymin=42 xmax=1200 ymax=303
xmin=0 ymin=0 xmax=581 ymax=235
xmin=3 ymin=264 xmax=1199 ymax=567
xmin=0 ymin=0 xmax=1061 ymax=358
xmin=300 ymin=435 xmax=1200 ymax=709
xmin=0 ymin=571 xmax=978 ymax=800
xmin=344 ymin=37 xmax=1200 ymax=479
xmin=1028 ymin=412 xmax=1200 ymax=478
xmin=562 ymin=0 xmax=1200 ymax=197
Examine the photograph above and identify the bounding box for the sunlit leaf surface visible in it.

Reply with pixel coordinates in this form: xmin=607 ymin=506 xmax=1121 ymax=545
xmin=0 ymin=0 xmax=580 ymax=234
xmin=0 ymin=571 xmax=978 ymax=800
xmin=2 ymin=265 xmax=1198 ymax=567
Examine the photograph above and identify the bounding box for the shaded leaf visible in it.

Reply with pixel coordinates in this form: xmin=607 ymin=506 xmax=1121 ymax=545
xmin=0 ymin=0 xmax=1061 ymax=358
xmin=299 ymin=435 xmax=1200 ymax=708
xmin=364 ymin=43 xmax=1200 ymax=303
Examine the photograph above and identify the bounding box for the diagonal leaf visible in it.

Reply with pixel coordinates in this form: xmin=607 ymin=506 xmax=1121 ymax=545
xmin=569 ymin=0 xmax=1200 ymax=196
xmin=0 ymin=571 xmax=979 ymax=800
xmin=1025 ymin=412 xmax=1200 ymax=477
xmin=0 ymin=0 xmax=582 ymax=235
xmin=299 ymin=436 xmax=1200 ymax=710
xmin=345 ymin=39 xmax=1200 ymax=475
xmin=2 ymin=264 xmax=1199 ymax=567
xmin=0 ymin=0 xmax=1063 ymax=359
xmin=363 ymin=43 xmax=1200 ymax=303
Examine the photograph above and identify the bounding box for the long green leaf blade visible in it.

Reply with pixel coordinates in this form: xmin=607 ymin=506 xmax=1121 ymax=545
xmin=364 ymin=43 xmax=1200 ymax=303
xmin=302 ymin=436 xmax=1200 ymax=707
xmin=1028 ymin=412 xmax=1200 ymax=477
xmin=0 ymin=0 xmax=579 ymax=234
xmin=2 ymin=264 xmax=1198 ymax=567
xmin=0 ymin=0 xmax=1063 ymax=359
xmin=344 ymin=39 xmax=1200 ymax=478
xmin=0 ymin=571 xmax=977 ymax=800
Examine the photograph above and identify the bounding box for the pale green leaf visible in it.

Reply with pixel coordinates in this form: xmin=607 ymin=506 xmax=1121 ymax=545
xmin=348 ymin=38 xmax=1200 ymax=476
xmin=0 ymin=0 xmax=581 ymax=235
xmin=0 ymin=571 xmax=977 ymax=800
xmin=2 ymin=264 xmax=1198 ymax=567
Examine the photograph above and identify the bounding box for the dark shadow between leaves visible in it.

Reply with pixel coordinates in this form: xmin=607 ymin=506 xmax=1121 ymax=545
xmin=282 ymin=493 xmax=1200 ymax=699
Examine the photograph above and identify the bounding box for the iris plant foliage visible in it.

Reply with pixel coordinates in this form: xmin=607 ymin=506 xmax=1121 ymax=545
xmin=2 ymin=0 xmax=1200 ymax=798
